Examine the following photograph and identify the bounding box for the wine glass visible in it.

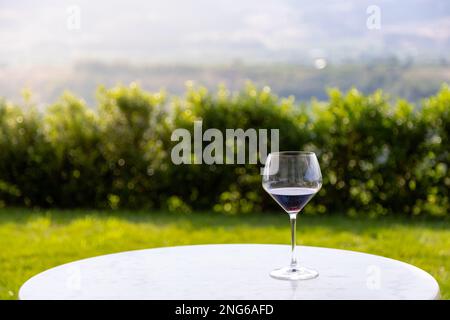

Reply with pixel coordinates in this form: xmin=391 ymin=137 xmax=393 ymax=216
xmin=262 ymin=151 xmax=322 ymax=280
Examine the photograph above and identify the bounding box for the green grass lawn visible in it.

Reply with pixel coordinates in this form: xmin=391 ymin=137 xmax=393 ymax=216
xmin=0 ymin=208 xmax=448 ymax=300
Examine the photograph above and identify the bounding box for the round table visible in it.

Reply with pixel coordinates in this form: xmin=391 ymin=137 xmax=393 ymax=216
xmin=19 ymin=244 xmax=440 ymax=300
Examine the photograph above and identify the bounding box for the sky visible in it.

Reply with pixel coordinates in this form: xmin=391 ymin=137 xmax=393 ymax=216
xmin=1 ymin=0 xmax=449 ymax=66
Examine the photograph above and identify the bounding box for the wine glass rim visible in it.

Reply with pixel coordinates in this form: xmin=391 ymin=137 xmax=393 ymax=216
xmin=269 ymin=151 xmax=316 ymax=156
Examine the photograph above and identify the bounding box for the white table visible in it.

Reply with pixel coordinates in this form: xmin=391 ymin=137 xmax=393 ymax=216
xmin=19 ymin=244 xmax=440 ymax=300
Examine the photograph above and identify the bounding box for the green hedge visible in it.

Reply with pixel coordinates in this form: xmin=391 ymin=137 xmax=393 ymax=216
xmin=0 ymin=83 xmax=448 ymax=217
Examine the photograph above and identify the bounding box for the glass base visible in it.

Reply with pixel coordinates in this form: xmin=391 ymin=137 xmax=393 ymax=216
xmin=270 ymin=266 xmax=319 ymax=280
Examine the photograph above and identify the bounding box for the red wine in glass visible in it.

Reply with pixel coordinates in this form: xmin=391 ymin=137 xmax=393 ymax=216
xmin=268 ymin=187 xmax=317 ymax=214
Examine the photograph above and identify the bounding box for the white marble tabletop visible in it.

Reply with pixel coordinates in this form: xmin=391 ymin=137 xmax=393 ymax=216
xmin=19 ymin=244 xmax=440 ymax=300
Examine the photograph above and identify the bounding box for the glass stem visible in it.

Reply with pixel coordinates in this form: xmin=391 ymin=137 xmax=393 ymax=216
xmin=289 ymin=214 xmax=298 ymax=269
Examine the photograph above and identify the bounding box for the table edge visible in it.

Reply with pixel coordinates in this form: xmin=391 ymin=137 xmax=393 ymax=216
xmin=18 ymin=243 xmax=441 ymax=300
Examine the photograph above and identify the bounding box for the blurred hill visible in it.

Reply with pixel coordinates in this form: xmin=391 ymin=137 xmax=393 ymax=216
xmin=1 ymin=0 xmax=449 ymax=105
xmin=1 ymin=60 xmax=449 ymax=105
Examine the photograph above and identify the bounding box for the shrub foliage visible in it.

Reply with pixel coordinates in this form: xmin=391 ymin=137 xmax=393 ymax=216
xmin=0 ymin=83 xmax=448 ymax=217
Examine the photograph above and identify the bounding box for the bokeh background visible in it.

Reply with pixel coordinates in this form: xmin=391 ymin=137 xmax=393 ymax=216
xmin=0 ymin=0 xmax=448 ymax=300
